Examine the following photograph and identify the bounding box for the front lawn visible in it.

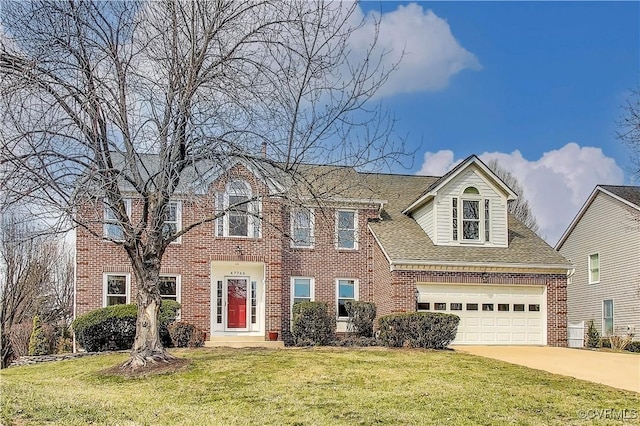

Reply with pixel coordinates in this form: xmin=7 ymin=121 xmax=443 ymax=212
xmin=1 ymin=347 xmax=638 ymax=425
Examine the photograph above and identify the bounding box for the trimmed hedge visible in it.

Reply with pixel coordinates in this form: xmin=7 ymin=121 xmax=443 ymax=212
xmin=345 ymin=301 xmax=376 ymax=338
xmin=168 ymin=322 xmax=205 ymax=348
xmin=378 ymin=312 xmax=460 ymax=349
xmin=291 ymin=301 xmax=336 ymax=346
xmin=72 ymin=300 xmax=180 ymax=352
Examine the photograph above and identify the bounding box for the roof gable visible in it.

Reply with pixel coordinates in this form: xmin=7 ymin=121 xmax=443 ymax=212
xmin=555 ymin=185 xmax=640 ymax=249
xmin=402 ymin=155 xmax=518 ymax=214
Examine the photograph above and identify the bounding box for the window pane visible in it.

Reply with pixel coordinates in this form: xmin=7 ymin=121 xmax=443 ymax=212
xmin=338 ymin=280 xmax=354 ymax=298
xmin=450 ymin=303 xmax=463 ymax=311
xmin=463 ymin=186 xmax=479 ymax=194
xmin=107 ymin=276 xmax=126 ymax=295
xmin=514 ymin=304 xmax=525 ymax=312
xmin=338 ymin=211 xmax=355 ymax=229
xmin=434 ymin=303 xmax=446 ymax=310
xmin=466 ymin=303 xmax=478 ymax=311
xmin=463 ymin=200 xmax=479 ymax=219
xmin=294 ymin=279 xmax=311 ymax=298
xmin=337 ymin=299 xmax=349 ymax=317
xmin=452 ymin=198 xmax=458 ymax=241
xmin=338 ymin=230 xmax=355 ymax=248
xmin=463 ymin=221 xmax=479 ymax=240
xmin=229 ymin=195 xmax=249 ymax=212
xmin=528 ymin=304 xmax=540 ymax=312
xmin=484 ymin=199 xmax=490 ymax=241
xmin=498 ymin=304 xmax=509 ymax=312
xmin=229 ymin=214 xmax=248 ymax=236
xmin=107 ymin=295 xmax=127 ymax=306
xmin=417 ymin=302 xmax=430 ymax=311
xmin=159 ymin=277 xmax=177 ymax=298
xmin=105 ymin=224 xmax=124 ymax=240
xmin=482 ymin=303 xmax=494 ymax=311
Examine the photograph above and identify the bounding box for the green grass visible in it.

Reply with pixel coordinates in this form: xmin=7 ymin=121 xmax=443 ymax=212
xmin=1 ymin=347 xmax=638 ymax=425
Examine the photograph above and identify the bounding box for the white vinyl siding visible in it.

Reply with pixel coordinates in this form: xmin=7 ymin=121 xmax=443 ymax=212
xmin=410 ymin=167 xmax=509 ymax=247
xmin=559 ymin=191 xmax=640 ymax=340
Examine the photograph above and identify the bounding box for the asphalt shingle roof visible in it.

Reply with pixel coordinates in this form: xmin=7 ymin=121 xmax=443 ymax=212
xmin=359 ymin=172 xmax=570 ymax=267
xmin=599 ymin=185 xmax=640 ymax=208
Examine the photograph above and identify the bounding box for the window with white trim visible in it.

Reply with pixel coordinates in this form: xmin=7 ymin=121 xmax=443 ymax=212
xmin=159 ymin=276 xmax=180 ymax=302
xmin=104 ymin=199 xmax=131 ymax=240
xmin=336 ymin=279 xmax=358 ymax=319
xmin=588 ymin=253 xmax=600 ymax=284
xmin=215 ymin=180 xmax=261 ymax=238
xmin=336 ymin=210 xmax=358 ymax=249
xmin=104 ymin=274 xmax=130 ymax=306
xmin=291 ymin=208 xmax=314 ymax=248
xmin=291 ymin=277 xmax=314 ymax=307
xmin=162 ymin=201 xmax=182 ymax=242
xmin=451 ymin=187 xmax=491 ymax=243
xmin=603 ymin=299 xmax=613 ymax=336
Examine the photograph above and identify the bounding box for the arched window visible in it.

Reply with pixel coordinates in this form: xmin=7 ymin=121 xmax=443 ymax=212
xmin=452 ymin=186 xmax=489 ymax=242
xmin=215 ymin=180 xmax=261 ymax=238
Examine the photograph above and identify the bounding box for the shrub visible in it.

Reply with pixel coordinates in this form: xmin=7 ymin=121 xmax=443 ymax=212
xmin=333 ymin=336 xmax=378 ymax=347
xmin=72 ymin=300 xmax=180 ymax=352
xmin=600 ymin=337 xmax=611 ymax=349
xmin=586 ymin=320 xmax=599 ymax=348
xmin=378 ymin=312 xmax=460 ymax=349
xmin=9 ymin=322 xmax=33 ymax=357
xmin=28 ymin=316 xmax=50 ymax=356
xmin=626 ymin=341 xmax=640 ymax=353
xmin=291 ymin=302 xmax=335 ymax=346
xmin=345 ymin=301 xmax=376 ymax=338
xmin=609 ymin=333 xmax=634 ymax=351
xmin=168 ymin=322 xmax=205 ymax=348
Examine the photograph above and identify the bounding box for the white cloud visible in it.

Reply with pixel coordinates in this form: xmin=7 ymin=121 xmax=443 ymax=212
xmin=350 ymin=3 xmax=481 ymax=97
xmin=416 ymin=143 xmax=625 ymax=244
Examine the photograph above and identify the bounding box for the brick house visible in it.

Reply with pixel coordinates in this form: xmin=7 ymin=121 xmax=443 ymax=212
xmin=75 ymin=155 xmax=571 ymax=346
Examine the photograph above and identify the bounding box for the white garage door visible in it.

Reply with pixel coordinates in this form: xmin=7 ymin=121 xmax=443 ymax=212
xmin=416 ymin=284 xmax=546 ymax=345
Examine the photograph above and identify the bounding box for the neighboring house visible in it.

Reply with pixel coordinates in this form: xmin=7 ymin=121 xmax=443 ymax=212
xmin=75 ymin=155 xmax=571 ymax=346
xmin=556 ymin=185 xmax=640 ymax=340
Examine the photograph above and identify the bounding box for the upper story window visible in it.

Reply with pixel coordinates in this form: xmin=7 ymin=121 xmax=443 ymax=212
xmin=588 ymin=253 xmax=600 ymax=283
xmin=216 ymin=180 xmax=261 ymax=238
xmin=104 ymin=199 xmax=131 ymax=241
xmin=452 ymin=187 xmax=489 ymax=243
xmin=162 ymin=201 xmax=182 ymax=242
xmin=336 ymin=210 xmax=358 ymax=250
xmin=291 ymin=208 xmax=314 ymax=248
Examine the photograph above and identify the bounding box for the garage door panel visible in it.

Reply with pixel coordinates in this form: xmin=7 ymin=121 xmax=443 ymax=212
xmin=417 ymin=284 xmax=545 ymax=345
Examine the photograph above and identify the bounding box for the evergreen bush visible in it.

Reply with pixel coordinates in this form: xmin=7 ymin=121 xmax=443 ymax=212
xmin=378 ymin=312 xmax=460 ymax=349
xmin=28 ymin=316 xmax=50 ymax=356
xmin=586 ymin=320 xmax=600 ymax=348
xmin=345 ymin=301 xmax=376 ymax=338
xmin=291 ymin=301 xmax=336 ymax=346
xmin=72 ymin=300 xmax=180 ymax=352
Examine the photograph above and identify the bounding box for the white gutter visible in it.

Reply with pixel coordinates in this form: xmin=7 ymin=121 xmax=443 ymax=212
xmin=390 ymin=259 xmax=572 ymax=271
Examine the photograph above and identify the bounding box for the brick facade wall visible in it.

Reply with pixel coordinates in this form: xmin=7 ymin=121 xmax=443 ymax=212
xmin=75 ymin=165 xmax=568 ymax=346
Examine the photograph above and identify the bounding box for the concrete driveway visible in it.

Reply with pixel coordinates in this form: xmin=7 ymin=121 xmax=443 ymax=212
xmin=452 ymin=346 xmax=639 ymax=393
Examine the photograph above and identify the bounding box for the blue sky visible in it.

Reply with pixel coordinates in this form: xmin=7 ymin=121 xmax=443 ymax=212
xmin=354 ymin=1 xmax=639 ymax=243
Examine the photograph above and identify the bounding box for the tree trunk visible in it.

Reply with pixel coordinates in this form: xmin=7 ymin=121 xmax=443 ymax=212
xmin=120 ymin=261 xmax=174 ymax=371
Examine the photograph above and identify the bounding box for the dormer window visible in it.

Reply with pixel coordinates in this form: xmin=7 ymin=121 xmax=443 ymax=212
xmin=452 ymin=187 xmax=490 ymax=243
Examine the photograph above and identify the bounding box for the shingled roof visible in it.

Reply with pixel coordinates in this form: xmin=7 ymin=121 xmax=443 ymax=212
xmin=359 ymin=172 xmax=570 ymax=269
xmin=599 ymin=185 xmax=640 ymax=208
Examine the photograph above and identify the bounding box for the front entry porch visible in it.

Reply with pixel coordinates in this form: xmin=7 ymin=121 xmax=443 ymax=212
xmin=210 ymin=260 xmax=280 ymax=346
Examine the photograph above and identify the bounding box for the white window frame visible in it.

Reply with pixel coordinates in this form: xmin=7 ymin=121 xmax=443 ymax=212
xmin=452 ymin=187 xmax=489 ymax=243
xmin=335 ymin=209 xmax=358 ymax=250
xmin=163 ymin=201 xmax=182 ymax=244
xmin=290 ymin=277 xmax=315 ymax=316
xmin=103 ymin=199 xmax=131 ymax=241
xmin=588 ymin=253 xmax=600 ymax=284
xmin=602 ymin=299 xmax=613 ymax=336
xmin=336 ymin=278 xmax=359 ymax=320
xmin=103 ymin=273 xmax=131 ymax=307
xmin=290 ymin=208 xmax=315 ymax=248
xmin=159 ymin=274 xmax=181 ymax=303
xmin=215 ymin=180 xmax=261 ymax=239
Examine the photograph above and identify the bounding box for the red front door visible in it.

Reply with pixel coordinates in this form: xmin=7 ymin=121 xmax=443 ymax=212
xmin=226 ymin=278 xmax=247 ymax=328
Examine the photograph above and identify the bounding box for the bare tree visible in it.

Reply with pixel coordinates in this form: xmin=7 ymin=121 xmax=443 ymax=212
xmin=486 ymin=159 xmax=540 ymax=235
xmin=0 ymin=1 xmax=406 ymax=370
xmin=0 ymin=215 xmax=65 ymax=368
xmin=618 ymin=89 xmax=640 ymax=179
